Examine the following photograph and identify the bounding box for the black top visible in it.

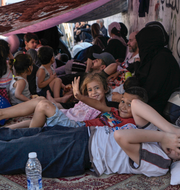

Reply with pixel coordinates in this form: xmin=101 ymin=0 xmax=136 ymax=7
xmin=135 ymin=27 xmax=180 ymax=115
xmin=104 ymin=39 xmax=127 ymax=60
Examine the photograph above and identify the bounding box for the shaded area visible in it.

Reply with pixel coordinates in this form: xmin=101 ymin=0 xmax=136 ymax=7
xmin=68 ymin=0 xmax=128 ymax=23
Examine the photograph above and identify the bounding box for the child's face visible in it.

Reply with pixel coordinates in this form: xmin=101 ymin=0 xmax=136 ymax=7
xmin=25 ymin=39 xmax=37 ymax=50
xmin=87 ymin=80 xmax=106 ymax=102
xmin=166 ymin=148 xmax=180 ymax=161
xmin=118 ymin=92 xmax=139 ymax=118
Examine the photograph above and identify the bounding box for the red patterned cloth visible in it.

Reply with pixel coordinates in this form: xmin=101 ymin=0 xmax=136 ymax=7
xmin=108 ymin=69 xmax=127 ymax=89
xmin=0 ymin=88 xmax=11 ymax=103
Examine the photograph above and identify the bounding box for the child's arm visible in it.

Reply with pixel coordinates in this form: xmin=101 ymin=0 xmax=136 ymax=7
xmin=72 ymin=77 xmax=111 ymax=113
xmin=14 ymin=80 xmax=30 ymax=101
xmin=131 ymin=99 xmax=180 ymax=134
xmin=114 ymin=129 xmax=180 ymax=165
xmin=36 ymin=68 xmax=56 ymax=89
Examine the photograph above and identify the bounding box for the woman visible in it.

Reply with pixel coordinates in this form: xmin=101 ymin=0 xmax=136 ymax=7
xmin=135 ymin=23 xmax=180 ymax=115
xmin=104 ymin=22 xmax=127 ymax=60
xmin=91 ymin=23 xmax=108 ymax=50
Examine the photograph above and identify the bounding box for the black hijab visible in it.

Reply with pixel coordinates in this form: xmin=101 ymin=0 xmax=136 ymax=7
xmin=135 ymin=26 xmax=170 ymax=85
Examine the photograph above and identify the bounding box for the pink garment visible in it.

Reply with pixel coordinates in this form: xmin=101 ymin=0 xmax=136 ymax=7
xmin=61 ymin=101 xmax=101 ymax=121
xmin=108 ymin=22 xmax=127 ymax=47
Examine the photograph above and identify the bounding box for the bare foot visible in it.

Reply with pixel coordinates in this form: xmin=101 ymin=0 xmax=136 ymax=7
xmin=46 ymin=90 xmax=57 ymax=104
xmin=55 ymin=93 xmax=73 ymax=103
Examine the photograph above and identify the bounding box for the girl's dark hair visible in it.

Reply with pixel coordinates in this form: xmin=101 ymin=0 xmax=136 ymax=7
xmin=0 ymin=39 xmax=9 ymax=78
xmin=80 ymin=72 xmax=109 ymax=95
xmin=111 ymin=27 xmax=121 ymax=37
xmin=91 ymin=23 xmax=101 ymax=39
xmin=124 ymin=76 xmax=140 ymax=91
xmin=37 ymin=46 xmax=54 ymax=65
xmin=125 ymin=86 xmax=148 ymax=103
xmin=9 ymin=53 xmax=33 ymax=75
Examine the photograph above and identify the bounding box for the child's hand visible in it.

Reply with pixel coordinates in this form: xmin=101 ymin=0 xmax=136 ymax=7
xmin=50 ymin=73 xmax=57 ymax=80
xmin=31 ymin=94 xmax=39 ymax=99
xmin=112 ymin=92 xmax=122 ymax=102
xmin=72 ymin=76 xmax=81 ymax=99
xmin=161 ymin=132 xmax=180 ymax=155
xmin=64 ymin=84 xmax=72 ymax=92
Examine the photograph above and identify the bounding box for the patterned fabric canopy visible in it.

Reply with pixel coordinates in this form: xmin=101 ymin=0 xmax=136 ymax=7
xmin=0 ymin=0 xmax=127 ymax=36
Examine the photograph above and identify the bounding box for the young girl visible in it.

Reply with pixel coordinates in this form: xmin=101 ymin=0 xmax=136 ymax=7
xmin=0 ymin=39 xmax=14 ymax=93
xmin=36 ymin=46 xmax=72 ymax=103
xmin=9 ymin=53 xmax=34 ymax=105
xmin=2 ymin=72 xmax=110 ymax=129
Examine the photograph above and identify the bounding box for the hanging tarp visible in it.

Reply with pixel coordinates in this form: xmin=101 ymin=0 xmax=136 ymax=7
xmin=0 ymin=0 xmax=127 ymax=36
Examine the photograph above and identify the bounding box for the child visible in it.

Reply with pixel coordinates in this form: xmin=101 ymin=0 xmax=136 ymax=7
xmin=2 ymin=73 xmax=108 ymax=129
xmin=24 ymin=32 xmax=38 ymax=51
xmin=9 ymin=54 xmax=34 ymax=105
xmin=0 ymin=39 xmax=14 ymax=93
xmin=71 ymin=76 xmax=148 ymax=129
xmin=1 ymin=73 xmax=145 ymax=130
xmin=36 ymin=46 xmax=72 ymax=103
xmin=0 ymin=95 xmax=180 ymax=178
xmin=88 ymin=99 xmax=180 ymax=177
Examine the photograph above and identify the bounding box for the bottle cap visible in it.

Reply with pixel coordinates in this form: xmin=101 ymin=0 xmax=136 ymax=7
xmin=125 ymin=72 xmax=132 ymax=80
xmin=28 ymin=152 xmax=37 ymax=158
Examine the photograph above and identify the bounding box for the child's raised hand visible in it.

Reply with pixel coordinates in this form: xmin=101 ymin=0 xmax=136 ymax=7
xmin=72 ymin=76 xmax=81 ymax=99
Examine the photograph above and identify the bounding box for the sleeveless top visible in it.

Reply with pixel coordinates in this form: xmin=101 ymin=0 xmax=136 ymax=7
xmin=36 ymin=65 xmax=55 ymax=93
xmin=9 ymin=76 xmax=31 ymax=105
xmin=0 ymin=67 xmax=12 ymax=92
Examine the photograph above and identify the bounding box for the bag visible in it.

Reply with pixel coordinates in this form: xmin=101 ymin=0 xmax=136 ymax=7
xmin=0 ymin=95 xmax=11 ymax=125
xmin=163 ymin=88 xmax=180 ymax=124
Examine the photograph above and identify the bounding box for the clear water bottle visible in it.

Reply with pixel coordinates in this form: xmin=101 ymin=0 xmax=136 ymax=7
xmin=25 ymin=152 xmax=43 ymax=190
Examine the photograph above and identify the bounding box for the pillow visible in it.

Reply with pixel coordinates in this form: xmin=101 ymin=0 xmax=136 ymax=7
xmin=0 ymin=95 xmax=11 ymax=125
xmin=170 ymin=160 xmax=180 ymax=185
xmin=163 ymin=88 xmax=180 ymax=124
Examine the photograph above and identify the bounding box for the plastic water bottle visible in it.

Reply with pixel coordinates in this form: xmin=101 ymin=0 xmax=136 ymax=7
xmin=25 ymin=152 xmax=43 ymax=190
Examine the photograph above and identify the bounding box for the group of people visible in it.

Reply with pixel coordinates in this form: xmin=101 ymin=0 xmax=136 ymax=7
xmin=0 ymin=20 xmax=180 ymax=180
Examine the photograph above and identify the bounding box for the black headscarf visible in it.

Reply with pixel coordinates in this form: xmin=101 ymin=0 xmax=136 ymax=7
xmin=135 ymin=26 xmax=170 ymax=85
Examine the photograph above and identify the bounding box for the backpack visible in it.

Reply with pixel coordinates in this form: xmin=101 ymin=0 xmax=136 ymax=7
xmin=163 ymin=88 xmax=180 ymax=124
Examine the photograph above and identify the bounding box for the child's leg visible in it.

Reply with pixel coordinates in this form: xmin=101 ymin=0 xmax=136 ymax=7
xmin=49 ymin=78 xmax=62 ymax=98
xmin=114 ymin=128 xmax=180 ymax=165
xmin=131 ymin=99 xmax=180 ymax=134
xmin=46 ymin=90 xmax=64 ymax=109
xmin=29 ymin=100 xmax=56 ymax=128
xmin=5 ymin=120 xmax=31 ymax=129
xmin=0 ymin=97 xmax=45 ymax=121
xmin=54 ymin=94 xmax=73 ymax=103
xmin=49 ymin=78 xmax=72 ymax=103
xmin=29 ymin=100 xmax=79 ymax=128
